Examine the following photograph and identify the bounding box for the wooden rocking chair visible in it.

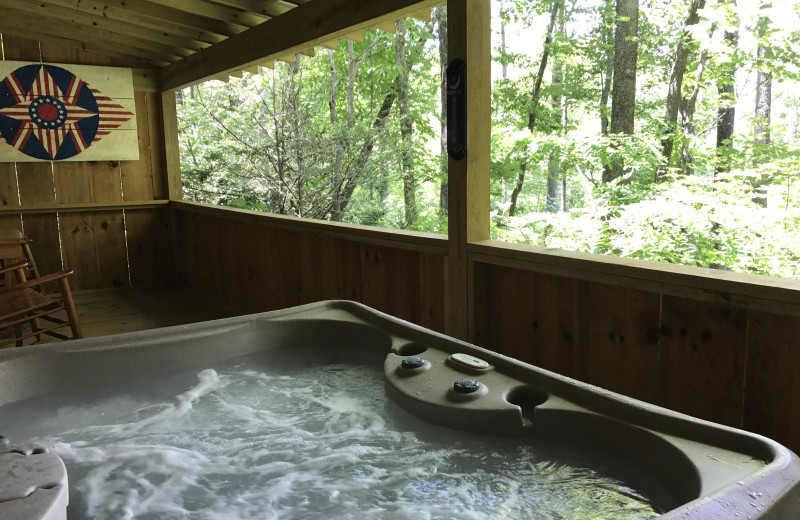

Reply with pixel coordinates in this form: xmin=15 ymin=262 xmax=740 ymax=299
xmin=0 ymin=230 xmax=82 ymax=347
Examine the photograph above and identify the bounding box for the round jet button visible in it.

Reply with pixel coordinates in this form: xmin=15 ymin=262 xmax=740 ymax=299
xmin=453 ymin=378 xmax=481 ymax=394
xmin=401 ymin=356 xmax=426 ymax=369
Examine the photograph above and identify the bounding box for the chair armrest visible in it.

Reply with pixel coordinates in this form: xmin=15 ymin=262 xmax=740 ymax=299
xmin=0 ymin=238 xmax=29 ymax=245
xmin=0 ymin=269 xmax=74 ymax=295
xmin=0 ymin=261 xmax=29 ymax=275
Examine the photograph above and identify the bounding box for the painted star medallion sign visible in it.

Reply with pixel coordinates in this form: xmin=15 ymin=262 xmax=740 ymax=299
xmin=0 ymin=61 xmax=138 ymax=162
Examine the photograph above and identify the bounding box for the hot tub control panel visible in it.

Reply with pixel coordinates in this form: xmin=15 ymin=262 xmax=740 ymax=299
xmin=384 ymin=344 xmax=564 ymax=435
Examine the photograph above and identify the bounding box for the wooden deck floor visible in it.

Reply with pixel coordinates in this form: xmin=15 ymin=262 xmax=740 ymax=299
xmin=72 ymin=285 xmax=240 ymax=339
xmin=3 ymin=285 xmax=240 ymax=347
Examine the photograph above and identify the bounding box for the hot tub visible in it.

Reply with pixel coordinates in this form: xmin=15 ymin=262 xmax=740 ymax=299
xmin=1 ymin=300 xmax=799 ymax=519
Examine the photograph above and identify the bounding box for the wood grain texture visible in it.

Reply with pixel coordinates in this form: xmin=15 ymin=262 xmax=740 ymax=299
xmin=17 ymin=163 xmax=56 ymax=205
xmin=362 ymin=243 xmax=419 ymax=323
xmin=159 ymin=92 xmax=182 ymax=200
xmin=445 ymin=0 xmax=491 ymax=341
xmin=146 ymin=93 xmax=169 ymax=199
xmin=0 ymin=214 xmax=22 ymax=232
xmin=487 ymin=265 xmax=534 ymax=363
xmin=0 ymin=34 xmax=169 ymax=290
xmin=529 ymin=271 xmax=590 ymax=382
xmin=58 ymin=210 xmax=129 ymax=289
xmin=92 ymin=210 xmax=129 ymax=287
xmin=470 ymin=240 xmax=800 ymax=318
xmin=420 ymin=252 xmax=446 ymax=333
xmin=586 ymin=282 xmax=661 ymax=403
xmin=21 ymin=213 xmax=62 ymax=275
xmin=71 ymin=285 xmax=237 ymax=339
xmin=487 ymin=267 xmax=591 ymax=381
xmin=657 ymin=295 xmax=747 ymax=428
xmin=121 ymin=91 xmax=156 ymax=201
xmin=744 ymin=311 xmax=800 ymax=453
xmin=58 ymin=212 xmax=100 ymax=289
xmin=160 ymin=0 xmax=441 ymax=90
xmin=0 ymin=164 xmax=19 ymax=208
xmin=1 ymin=34 xmax=42 ymax=61
xmin=54 ymin=162 xmax=93 ymax=204
xmin=171 ymin=206 xmax=445 ymax=331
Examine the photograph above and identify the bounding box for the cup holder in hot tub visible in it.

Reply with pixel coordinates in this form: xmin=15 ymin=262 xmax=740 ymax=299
xmin=392 ymin=342 xmax=428 ymax=357
xmin=506 ymin=386 xmax=549 ymax=427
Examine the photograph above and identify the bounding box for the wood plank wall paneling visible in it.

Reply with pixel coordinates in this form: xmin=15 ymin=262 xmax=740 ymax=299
xmin=485 ymin=263 xmax=800 ymax=453
xmin=0 ymin=164 xmax=19 ymax=208
xmin=744 ymin=312 xmax=800 ymax=451
xmin=125 ymin=209 xmax=172 ymax=286
xmin=171 ymin=208 xmax=447 ymax=333
xmin=658 ymin=296 xmax=747 ymax=427
xmin=0 ymin=34 xmax=172 ymax=288
xmin=587 ymin=283 xmax=661 ymax=403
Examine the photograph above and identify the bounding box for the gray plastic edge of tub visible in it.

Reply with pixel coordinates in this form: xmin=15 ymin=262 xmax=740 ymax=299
xmin=0 ymin=299 xmax=798 ymax=520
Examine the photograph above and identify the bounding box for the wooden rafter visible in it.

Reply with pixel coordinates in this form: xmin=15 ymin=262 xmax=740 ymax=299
xmin=0 ymin=0 xmax=443 ymax=89
xmin=160 ymin=0 xmax=440 ymax=91
xmin=37 ymin=0 xmax=228 ymax=45
xmin=211 ymin=0 xmax=296 ymax=18
xmin=143 ymin=0 xmax=267 ymax=29
xmin=320 ymin=40 xmax=339 ymax=51
xmin=0 ymin=12 xmax=181 ymax=64
xmin=345 ymin=32 xmax=365 ymax=43
xmin=409 ymin=7 xmax=433 ymax=22
xmin=374 ymin=21 xmax=397 ymax=34
xmin=0 ymin=27 xmax=167 ymax=67
xmin=0 ymin=1 xmax=209 ymax=53
xmin=111 ymin=0 xmax=246 ymax=37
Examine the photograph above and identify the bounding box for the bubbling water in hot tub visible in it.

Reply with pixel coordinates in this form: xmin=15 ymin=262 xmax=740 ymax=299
xmin=0 ymin=347 xmax=664 ymax=520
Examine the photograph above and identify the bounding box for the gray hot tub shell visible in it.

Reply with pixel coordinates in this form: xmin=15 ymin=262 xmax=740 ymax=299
xmin=1 ymin=300 xmax=799 ymax=519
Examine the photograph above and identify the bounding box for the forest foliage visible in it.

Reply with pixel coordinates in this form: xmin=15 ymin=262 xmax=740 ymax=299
xmin=177 ymin=0 xmax=800 ymax=279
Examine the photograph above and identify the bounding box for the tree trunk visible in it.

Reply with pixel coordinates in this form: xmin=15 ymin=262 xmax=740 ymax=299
xmin=328 ymin=50 xmax=346 ymax=220
xmin=562 ymin=94 xmax=569 ymax=211
xmin=752 ymin=1 xmax=772 ymax=207
xmin=500 ymin=0 xmax=508 ymax=81
xmin=395 ymin=19 xmax=416 ymax=228
xmin=599 ymin=0 xmax=614 ymax=135
xmin=603 ymin=0 xmax=639 ymax=183
xmin=509 ymin=0 xmax=560 ymax=217
xmin=547 ymin=18 xmax=565 ymax=213
xmin=509 ymin=165 xmax=526 ymax=217
xmin=679 ymin=45 xmax=709 ymax=175
xmin=657 ymin=0 xmax=705 ymax=181
xmin=287 ymin=57 xmax=307 ymax=215
xmin=332 ymin=84 xmax=398 ymax=220
xmin=435 ymin=6 xmax=448 ymax=220
xmin=715 ymin=7 xmax=738 ymax=176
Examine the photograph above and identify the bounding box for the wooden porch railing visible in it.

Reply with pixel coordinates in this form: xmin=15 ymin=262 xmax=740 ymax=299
xmin=171 ymin=200 xmax=800 ymax=454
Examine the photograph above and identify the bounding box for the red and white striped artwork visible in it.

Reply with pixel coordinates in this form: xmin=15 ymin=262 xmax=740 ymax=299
xmin=0 ymin=61 xmax=138 ymax=162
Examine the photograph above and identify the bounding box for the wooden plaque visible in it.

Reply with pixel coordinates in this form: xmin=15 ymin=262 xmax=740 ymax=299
xmin=0 ymin=61 xmax=138 ymax=162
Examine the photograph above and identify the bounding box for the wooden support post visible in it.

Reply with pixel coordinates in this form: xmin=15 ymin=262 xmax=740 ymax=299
xmin=446 ymin=0 xmax=491 ymax=341
xmin=160 ymin=92 xmax=182 ymax=201
xmin=161 ymin=90 xmax=182 ymax=286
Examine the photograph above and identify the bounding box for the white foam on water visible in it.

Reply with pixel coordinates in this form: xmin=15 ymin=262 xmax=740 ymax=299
xmin=0 ymin=347 xmax=663 ymax=520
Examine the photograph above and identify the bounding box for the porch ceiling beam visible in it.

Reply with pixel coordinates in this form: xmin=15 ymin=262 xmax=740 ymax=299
xmin=160 ymin=0 xmax=440 ymax=91
xmin=0 ymin=26 xmax=168 ymax=67
xmin=143 ymin=0 xmax=267 ymax=29
xmin=112 ymin=0 xmax=247 ymax=38
xmin=0 ymin=15 xmax=180 ymax=65
xmin=36 ymin=0 xmax=228 ymax=45
xmin=209 ymin=0 xmax=295 ymax=18
xmin=0 ymin=1 xmax=209 ymax=54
